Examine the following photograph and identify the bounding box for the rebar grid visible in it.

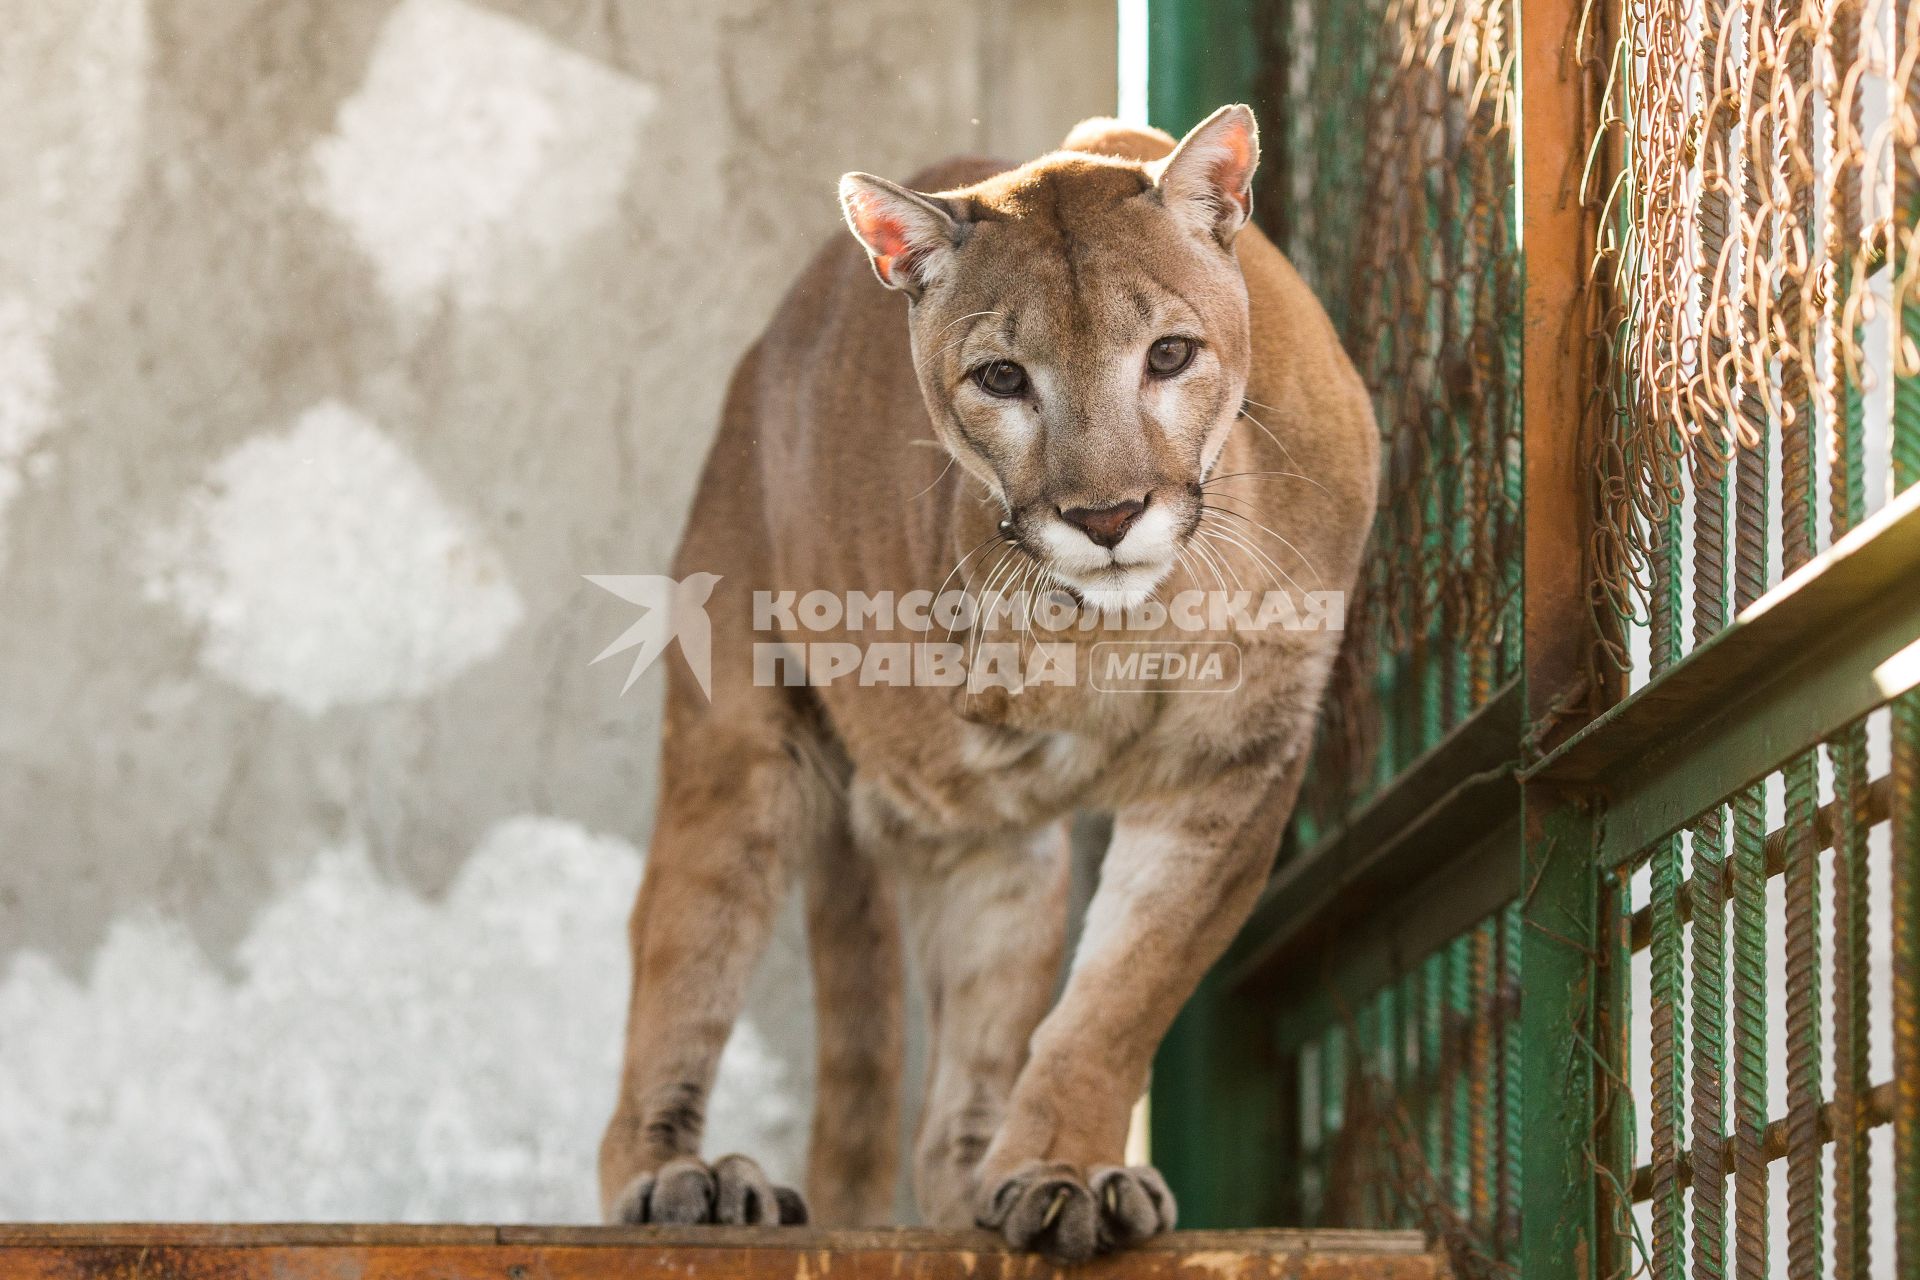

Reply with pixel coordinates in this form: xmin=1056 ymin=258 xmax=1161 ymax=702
xmin=1614 ymin=727 xmax=1910 ymax=1280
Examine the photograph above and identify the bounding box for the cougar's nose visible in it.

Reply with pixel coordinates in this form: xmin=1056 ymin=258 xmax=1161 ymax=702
xmin=1059 ymin=497 xmax=1147 ymax=549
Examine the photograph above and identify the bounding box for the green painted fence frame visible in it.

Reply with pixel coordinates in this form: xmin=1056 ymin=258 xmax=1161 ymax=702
xmin=1144 ymin=3 xmax=1920 ymax=1279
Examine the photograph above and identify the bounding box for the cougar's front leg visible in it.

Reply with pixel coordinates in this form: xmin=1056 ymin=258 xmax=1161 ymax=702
xmin=972 ymin=755 xmax=1308 ymax=1261
xmin=898 ymin=826 xmax=1070 ymax=1229
xmin=597 ymin=707 xmax=819 ymax=1227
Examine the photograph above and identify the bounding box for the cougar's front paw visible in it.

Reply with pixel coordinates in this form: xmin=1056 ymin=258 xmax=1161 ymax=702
xmin=611 ymin=1154 xmax=809 ymax=1226
xmin=976 ymin=1161 xmax=1177 ymax=1262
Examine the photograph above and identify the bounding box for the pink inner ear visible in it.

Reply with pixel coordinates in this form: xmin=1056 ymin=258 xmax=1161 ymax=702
xmin=1211 ymin=125 xmax=1255 ymax=212
xmin=851 ymin=195 xmax=913 ymax=261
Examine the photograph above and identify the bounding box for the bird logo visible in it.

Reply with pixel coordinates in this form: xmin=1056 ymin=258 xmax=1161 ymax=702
xmin=584 ymin=573 xmax=722 ymax=699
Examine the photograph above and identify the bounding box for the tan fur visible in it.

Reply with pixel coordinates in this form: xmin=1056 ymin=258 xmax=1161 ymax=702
xmin=598 ymin=109 xmax=1378 ymax=1257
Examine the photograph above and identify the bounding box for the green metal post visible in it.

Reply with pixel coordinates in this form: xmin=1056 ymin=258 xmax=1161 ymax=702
xmin=1145 ymin=0 xmax=1260 ymax=138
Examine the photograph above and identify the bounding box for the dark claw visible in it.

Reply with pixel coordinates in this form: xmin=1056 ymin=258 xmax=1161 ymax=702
xmin=609 ymin=1155 xmax=808 ymax=1227
xmin=980 ymin=1163 xmax=1178 ymax=1261
xmin=774 ymin=1185 xmax=811 ymax=1225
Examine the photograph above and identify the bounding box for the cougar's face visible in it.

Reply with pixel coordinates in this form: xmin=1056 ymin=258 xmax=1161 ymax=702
xmin=911 ymin=217 xmax=1250 ymax=607
xmin=843 ymin=108 xmax=1262 ymax=610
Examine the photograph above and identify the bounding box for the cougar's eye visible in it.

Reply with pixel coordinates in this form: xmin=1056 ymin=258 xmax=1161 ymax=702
xmin=1146 ymin=335 xmax=1197 ymax=377
xmin=974 ymin=360 xmax=1029 ymax=397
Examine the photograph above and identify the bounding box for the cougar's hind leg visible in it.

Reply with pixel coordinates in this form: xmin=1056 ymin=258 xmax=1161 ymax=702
xmin=802 ymin=816 xmax=905 ymax=1226
xmin=900 ymin=824 xmax=1070 ymax=1228
xmin=597 ymin=676 xmax=824 ymax=1226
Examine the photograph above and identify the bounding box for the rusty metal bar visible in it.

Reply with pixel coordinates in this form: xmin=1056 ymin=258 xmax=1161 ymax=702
xmin=1646 ymin=396 xmax=1685 ymax=1279
xmin=1625 ymin=1079 xmax=1901 ymax=1201
xmin=1829 ymin=721 xmax=1874 ymax=1280
xmin=1468 ymin=920 xmax=1494 ymax=1237
xmin=1517 ymin=0 xmax=1606 ymax=1272
xmin=1688 ymin=0 xmax=1737 ymax=1233
xmin=1626 ymin=776 xmax=1893 ymax=950
xmin=1690 ymin=803 xmax=1731 ymax=1280
xmin=1778 ymin=10 xmax=1826 ymax=1263
xmin=1729 ymin=314 xmax=1771 ymax=1280
xmin=1894 ymin=5 xmax=1920 ymax=1274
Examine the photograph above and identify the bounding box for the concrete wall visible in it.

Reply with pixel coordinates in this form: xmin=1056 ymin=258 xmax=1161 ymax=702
xmin=0 ymin=0 xmax=1114 ymax=1222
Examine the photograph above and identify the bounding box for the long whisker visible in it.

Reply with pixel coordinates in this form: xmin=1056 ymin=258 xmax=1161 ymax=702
xmin=1198 ymin=514 xmax=1307 ymax=596
xmin=1196 ymin=528 xmax=1283 ymax=607
xmin=966 ymin=545 xmax=1024 ymax=648
xmin=1237 ymin=405 xmax=1300 ymax=469
xmin=965 ymin=549 xmax=1031 ymax=699
xmin=933 ymin=530 xmax=1011 ymax=611
xmin=1173 ymin=544 xmax=1209 ymax=597
xmin=924 ymin=310 xmax=1004 ymax=366
xmin=1201 ymin=506 xmax=1305 ymax=579
xmin=921 ymin=310 xmax=1001 ymax=358
xmin=1196 ymin=523 xmax=1273 ymax=591
xmin=907 ymin=453 xmax=957 ymax=503
xmin=942 ymin=538 xmax=1018 ymax=647
xmin=1204 ymin=489 xmax=1321 ymax=564
xmin=979 ymin=558 xmax=1035 ymax=705
xmin=1203 ymin=504 xmax=1324 ymax=586
xmin=1199 ymin=524 xmax=1296 ymax=600
xmin=1201 ymin=469 xmax=1332 ymax=497
xmin=1187 ymin=527 xmax=1241 ymax=594
xmin=953 ymin=550 xmax=1010 ymax=662
xmin=1201 ymin=518 xmax=1314 ymax=601
xmin=1019 ymin=561 xmax=1058 ymax=671
xmin=929 ymin=309 xmax=1001 ymax=340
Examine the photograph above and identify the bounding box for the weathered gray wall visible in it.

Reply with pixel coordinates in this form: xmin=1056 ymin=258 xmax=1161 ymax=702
xmin=0 ymin=0 xmax=1114 ymax=1221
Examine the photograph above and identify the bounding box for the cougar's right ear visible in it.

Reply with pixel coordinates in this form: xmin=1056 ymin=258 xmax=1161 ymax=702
xmin=839 ymin=173 xmax=964 ymax=297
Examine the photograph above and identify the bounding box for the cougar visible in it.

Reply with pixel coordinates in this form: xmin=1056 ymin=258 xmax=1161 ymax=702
xmin=598 ymin=105 xmax=1378 ymax=1262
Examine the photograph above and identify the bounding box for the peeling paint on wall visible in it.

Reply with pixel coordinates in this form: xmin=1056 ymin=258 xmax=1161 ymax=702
xmin=0 ymin=816 xmax=805 ymax=1222
xmin=142 ymin=400 xmax=525 ymax=714
xmin=309 ymin=0 xmax=659 ymax=312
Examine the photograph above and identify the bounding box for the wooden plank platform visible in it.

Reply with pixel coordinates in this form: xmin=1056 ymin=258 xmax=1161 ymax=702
xmin=0 ymin=1225 xmax=1444 ymax=1279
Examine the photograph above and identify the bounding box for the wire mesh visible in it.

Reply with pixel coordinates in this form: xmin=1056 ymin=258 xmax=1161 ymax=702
xmin=1245 ymin=0 xmax=1525 ymax=1266
xmin=1291 ymin=907 xmax=1524 ymax=1277
xmin=1580 ymin=0 xmax=1915 ymax=687
xmin=1252 ymin=0 xmax=1524 ymax=839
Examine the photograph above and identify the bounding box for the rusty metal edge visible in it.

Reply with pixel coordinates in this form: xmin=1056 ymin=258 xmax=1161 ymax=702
xmin=1524 ymin=483 xmax=1920 ymax=789
xmin=0 ymin=1226 xmax=1434 ymax=1255
xmin=1265 ymin=813 xmax=1521 ymax=1056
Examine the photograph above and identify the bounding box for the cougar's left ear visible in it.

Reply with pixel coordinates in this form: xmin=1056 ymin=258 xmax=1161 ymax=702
xmin=1150 ymin=104 xmax=1260 ymax=246
xmin=839 ymin=173 xmax=965 ymax=297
